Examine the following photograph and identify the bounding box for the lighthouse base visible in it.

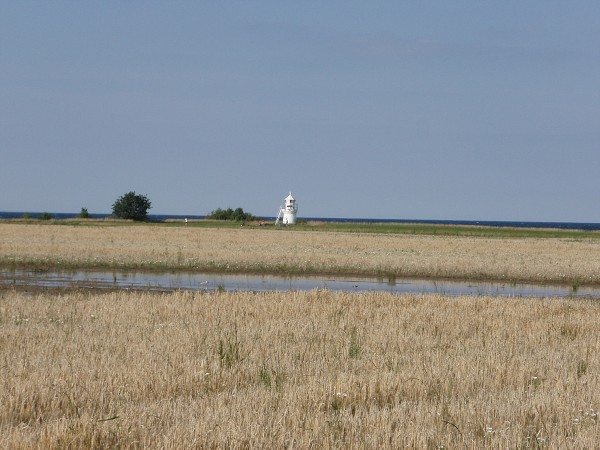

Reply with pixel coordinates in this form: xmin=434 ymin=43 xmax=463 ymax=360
xmin=282 ymin=212 xmax=297 ymax=225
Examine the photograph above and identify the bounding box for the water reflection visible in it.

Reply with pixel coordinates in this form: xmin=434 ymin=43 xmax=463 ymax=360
xmin=1 ymin=269 xmax=598 ymax=298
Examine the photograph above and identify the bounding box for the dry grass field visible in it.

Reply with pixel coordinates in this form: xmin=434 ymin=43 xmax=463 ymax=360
xmin=1 ymin=289 xmax=600 ymax=448
xmin=2 ymin=223 xmax=600 ymax=285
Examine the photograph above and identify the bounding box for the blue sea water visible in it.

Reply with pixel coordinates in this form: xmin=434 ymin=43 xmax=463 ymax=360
xmin=1 ymin=211 xmax=599 ymax=231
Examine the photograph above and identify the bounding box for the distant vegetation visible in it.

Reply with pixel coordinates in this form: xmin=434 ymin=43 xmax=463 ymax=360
xmin=112 ymin=192 xmax=152 ymax=221
xmin=38 ymin=212 xmax=53 ymax=221
xmin=207 ymin=207 xmax=255 ymax=222
xmin=78 ymin=207 xmax=90 ymax=219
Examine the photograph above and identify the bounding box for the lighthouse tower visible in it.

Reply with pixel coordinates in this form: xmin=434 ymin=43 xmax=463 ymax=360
xmin=276 ymin=192 xmax=298 ymax=225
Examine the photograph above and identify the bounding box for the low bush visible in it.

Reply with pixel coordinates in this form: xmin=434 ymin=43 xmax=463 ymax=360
xmin=207 ymin=207 xmax=255 ymax=222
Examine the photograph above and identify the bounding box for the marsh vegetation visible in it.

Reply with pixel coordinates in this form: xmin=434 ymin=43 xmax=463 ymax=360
xmin=1 ymin=223 xmax=600 ymax=285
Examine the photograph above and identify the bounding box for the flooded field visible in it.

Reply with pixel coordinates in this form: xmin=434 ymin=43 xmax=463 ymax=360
xmin=1 ymin=269 xmax=597 ymax=298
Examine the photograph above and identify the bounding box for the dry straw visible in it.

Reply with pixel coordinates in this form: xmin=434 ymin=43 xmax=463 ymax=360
xmin=2 ymin=223 xmax=600 ymax=284
xmin=1 ymin=289 xmax=599 ymax=448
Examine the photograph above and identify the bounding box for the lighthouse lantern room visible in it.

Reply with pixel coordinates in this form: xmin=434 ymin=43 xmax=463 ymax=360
xmin=275 ymin=192 xmax=298 ymax=225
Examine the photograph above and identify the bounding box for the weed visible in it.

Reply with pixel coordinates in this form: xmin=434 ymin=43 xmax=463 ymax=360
xmin=528 ymin=376 xmax=543 ymax=390
xmin=258 ymin=361 xmax=286 ymax=391
xmin=348 ymin=327 xmax=361 ymax=359
xmin=577 ymin=360 xmax=588 ymax=378
xmin=560 ymin=324 xmax=579 ymax=340
xmin=259 ymin=364 xmax=272 ymax=388
xmin=218 ymin=331 xmax=243 ymax=368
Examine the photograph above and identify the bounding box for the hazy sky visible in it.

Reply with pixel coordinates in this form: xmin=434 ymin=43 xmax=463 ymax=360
xmin=2 ymin=1 xmax=599 ymax=221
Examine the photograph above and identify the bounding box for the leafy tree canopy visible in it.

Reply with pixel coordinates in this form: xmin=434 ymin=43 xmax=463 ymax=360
xmin=112 ymin=191 xmax=152 ymax=221
xmin=207 ymin=207 xmax=255 ymax=222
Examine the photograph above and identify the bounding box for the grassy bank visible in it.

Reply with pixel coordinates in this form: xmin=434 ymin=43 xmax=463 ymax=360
xmin=7 ymin=217 xmax=600 ymax=239
xmin=2 ymin=223 xmax=600 ymax=285
xmin=302 ymin=221 xmax=600 ymax=239
xmin=1 ymin=289 xmax=599 ymax=448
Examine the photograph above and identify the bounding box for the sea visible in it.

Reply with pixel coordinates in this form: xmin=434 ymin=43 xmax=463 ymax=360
xmin=1 ymin=211 xmax=600 ymax=231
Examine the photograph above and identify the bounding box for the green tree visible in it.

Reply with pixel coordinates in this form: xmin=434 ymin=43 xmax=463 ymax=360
xmin=111 ymin=192 xmax=152 ymax=221
xmin=78 ymin=207 xmax=90 ymax=219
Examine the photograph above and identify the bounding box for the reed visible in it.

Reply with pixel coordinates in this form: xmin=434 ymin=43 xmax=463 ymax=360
xmin=2 ymin=223 xmax=600 ymax=285
xmin=1 ymin=289 xmax=599 ymax=448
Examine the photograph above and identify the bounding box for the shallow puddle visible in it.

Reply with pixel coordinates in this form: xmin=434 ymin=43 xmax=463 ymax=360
xmin=1 ymin=269 xmax=598 ymax=298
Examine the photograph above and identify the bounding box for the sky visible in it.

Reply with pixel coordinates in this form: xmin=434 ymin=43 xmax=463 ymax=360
xmin=1 ymin=1 xmax=599 ymax=221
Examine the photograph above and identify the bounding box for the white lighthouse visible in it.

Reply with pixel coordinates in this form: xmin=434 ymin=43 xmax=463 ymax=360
xmin=275 ymin=192 xmax=298 ymax=225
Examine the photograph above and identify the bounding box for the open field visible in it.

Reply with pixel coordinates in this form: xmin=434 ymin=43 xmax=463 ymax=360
xmin=1 ymin=222 xmax=600 ymax=285
xmin=1 ymin=289 xmax=599 ymax=448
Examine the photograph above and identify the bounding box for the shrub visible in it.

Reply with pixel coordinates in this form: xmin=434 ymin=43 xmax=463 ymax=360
xmin=38 ymin=212 xmax=53 ymax=221
xmin=207 ymin=207 xmax=255 ymax=222
xmin=78 ymin=207 xmax=90 ymax=219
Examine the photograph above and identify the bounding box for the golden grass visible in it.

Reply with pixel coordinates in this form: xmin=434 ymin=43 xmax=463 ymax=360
xmin=1 ymin=289 xmax=600 ymax=448
xmin=2 ymin=223 xmax=600 ymax=285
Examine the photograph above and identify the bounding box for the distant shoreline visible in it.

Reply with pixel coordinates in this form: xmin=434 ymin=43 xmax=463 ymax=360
xmin=1 ymin=211 xmax=599 ymax=231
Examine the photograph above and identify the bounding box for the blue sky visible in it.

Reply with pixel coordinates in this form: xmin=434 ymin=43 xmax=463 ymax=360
xmin=1 ymin=1 xmax=599 ymax=221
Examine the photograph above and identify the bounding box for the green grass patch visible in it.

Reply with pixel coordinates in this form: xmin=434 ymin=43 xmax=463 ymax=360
xmin=3 ymin=217 xmax=599 ymax=239
xmin=294 ymin=222 xmax=600 ymax=239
